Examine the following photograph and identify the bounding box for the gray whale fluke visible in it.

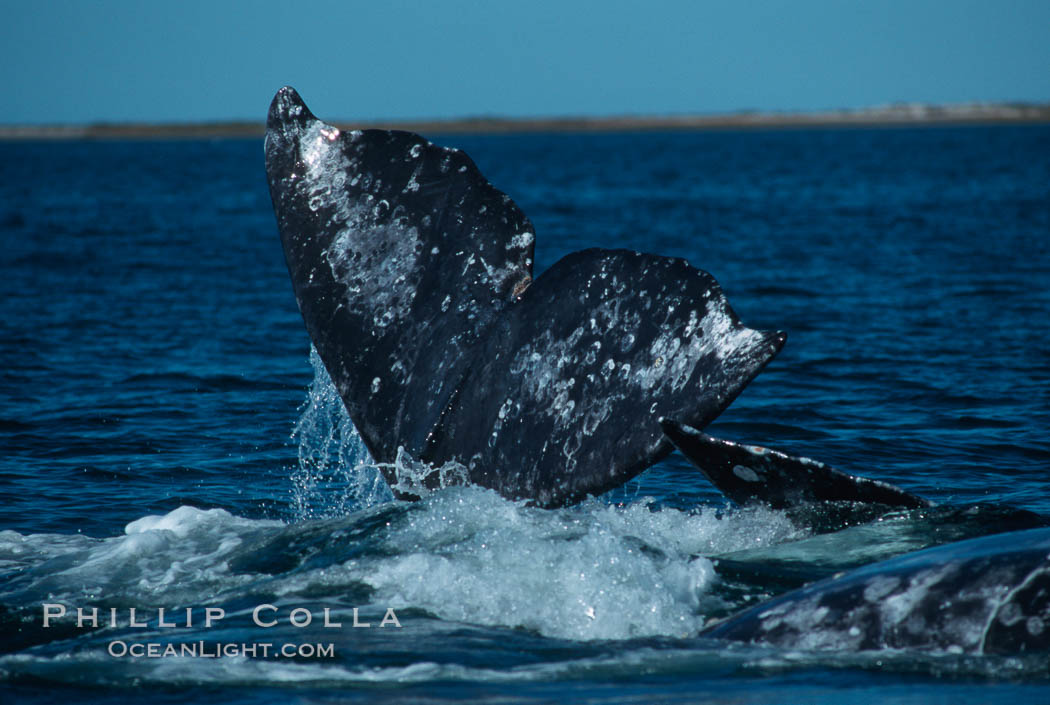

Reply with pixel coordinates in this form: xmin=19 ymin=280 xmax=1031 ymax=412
xmin=265 ymin=86 xmax=785 ymax=506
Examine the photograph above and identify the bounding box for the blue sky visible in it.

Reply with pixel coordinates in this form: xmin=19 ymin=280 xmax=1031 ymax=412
xmin=2 ymin=0 xmax=1048 ymax=125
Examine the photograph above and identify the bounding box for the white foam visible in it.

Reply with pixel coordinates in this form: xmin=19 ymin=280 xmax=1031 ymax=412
xmin=0 ymin=506 xmax=282 ymax=606
xmin=270 ymin=491 xmax=798 ymax=642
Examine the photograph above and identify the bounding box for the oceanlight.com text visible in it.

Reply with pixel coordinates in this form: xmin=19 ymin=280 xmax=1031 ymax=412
xmin=107 ymin=640 xmax=336 ymax=659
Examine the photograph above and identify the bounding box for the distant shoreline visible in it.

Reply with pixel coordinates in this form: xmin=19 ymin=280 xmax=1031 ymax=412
xmin=2 ymin=102 xmax=1048 ymax=140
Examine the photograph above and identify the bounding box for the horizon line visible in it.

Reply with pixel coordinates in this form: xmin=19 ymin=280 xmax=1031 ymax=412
xmin=2 ymin=101 xmax=1049 ymax=140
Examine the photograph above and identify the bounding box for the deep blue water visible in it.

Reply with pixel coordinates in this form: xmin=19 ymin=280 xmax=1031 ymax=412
xmin=1 ymin=125 xmax=1049 ymax=703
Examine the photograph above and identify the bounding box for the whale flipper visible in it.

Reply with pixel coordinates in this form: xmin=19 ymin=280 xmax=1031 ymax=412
xmin=265 ymin=87 xmax=785 ymax=506
xmin=660 ymin=419 xmax=930 ymax=510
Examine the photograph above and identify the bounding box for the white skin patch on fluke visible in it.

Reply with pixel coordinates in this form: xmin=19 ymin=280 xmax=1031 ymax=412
xmin=298 ymin=121 xmax=426 ymax=330
xmin=492 ymin=260 xmax=773 ymax=471
xmin=732 ymin=465 xmax=761 ymax=482
xmin=327 ymin=220 xmax=423 ymax=330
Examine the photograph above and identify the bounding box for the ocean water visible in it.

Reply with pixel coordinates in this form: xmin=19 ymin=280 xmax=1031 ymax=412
xmin=1 ymin=125 xmax=1049 ymax=703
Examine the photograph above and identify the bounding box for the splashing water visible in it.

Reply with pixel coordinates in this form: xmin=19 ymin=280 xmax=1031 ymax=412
xmin=290 ymin=348 xmax=533 ymax=517
xmin=355 ymin=490 xmax=803 ymax=640
xmin=289 ymin=347 xmax=392 ymax=520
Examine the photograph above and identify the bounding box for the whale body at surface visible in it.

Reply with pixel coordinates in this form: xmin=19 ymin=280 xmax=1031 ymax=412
xmin=704 ymin=527 xmax=1050 ymax=655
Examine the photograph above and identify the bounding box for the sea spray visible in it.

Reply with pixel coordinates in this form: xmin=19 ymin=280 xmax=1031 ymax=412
xmin=290 ymin=347 xmax=392 ymax=520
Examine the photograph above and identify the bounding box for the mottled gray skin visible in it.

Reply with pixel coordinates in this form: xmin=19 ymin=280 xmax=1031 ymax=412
xmin=425 ymin=250 xmax=786 ymax=505
xmin=661 ymin=420 xmax=930 ymax=510
xmin=704 ymin=527 xmax=1050 ymax=654
xmin=265 ymin=87 xmax=785 ymax=506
